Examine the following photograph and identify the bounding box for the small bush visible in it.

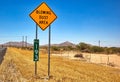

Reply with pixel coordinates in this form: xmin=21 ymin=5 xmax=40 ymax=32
xmin=117 ymin=53 xmax=120 ymax=56
xmin=74 ymin=54 xmax=83 ymax=58
xmin=107 ymin=62 xmax=115 ymax=67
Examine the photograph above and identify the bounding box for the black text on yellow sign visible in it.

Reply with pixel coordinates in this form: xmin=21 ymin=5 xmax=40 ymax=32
xmin=29 ymin=2 xmax=57 ymax=31
xmin=36 ymin=10 xmax=51 ymax=24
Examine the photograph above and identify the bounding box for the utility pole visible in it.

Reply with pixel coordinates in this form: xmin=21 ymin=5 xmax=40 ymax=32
xmin=98 ymin=40 xmax=100 ymax=47
xmin=22 ymin=36 xmax=24 ymax=48
xmin=25 ymin=36 xmax=27 ymax=48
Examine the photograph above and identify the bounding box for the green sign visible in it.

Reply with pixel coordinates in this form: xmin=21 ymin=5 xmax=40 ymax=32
xmin=34 ymin=39 xmax=39 ymax=61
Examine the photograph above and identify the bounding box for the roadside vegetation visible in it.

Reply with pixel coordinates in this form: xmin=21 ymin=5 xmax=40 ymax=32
xmin=49 ymin=42 xmax=120 ymax=55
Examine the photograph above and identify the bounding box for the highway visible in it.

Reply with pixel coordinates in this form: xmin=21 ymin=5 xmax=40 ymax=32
xmin=0 ymin=47 xmax=7 ymax=64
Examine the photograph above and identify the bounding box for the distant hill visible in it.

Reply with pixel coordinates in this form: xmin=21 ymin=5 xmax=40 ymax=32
xmin=43 ymin=41 xmax=76 ymax=47
xmin=3 ymin=41 xmax=32 ymax=47
xmin=59 ymin=41 xmax=76 ymax=47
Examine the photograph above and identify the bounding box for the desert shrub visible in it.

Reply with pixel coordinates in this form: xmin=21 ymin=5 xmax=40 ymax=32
xmin=51 ymin=46 xmax=60 ymax=51
xmin=107 ymin=62 xmax=115 ymax=67
xmin=91 ymin=46 xmax=104 ymax=53
xmin=117 ymin=54 xmax=120 ymax=56
xmin=74 ymin=54 xmax=83 ymax=58
xmin=28 ymin=47 xmax=33 ymax=50
xmin=76 ymin=42 xmax=91 ymax=52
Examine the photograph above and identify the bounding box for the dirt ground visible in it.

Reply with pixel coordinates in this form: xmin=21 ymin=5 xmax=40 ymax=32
xmin=52 ymin=51 xmax=120 ymax=68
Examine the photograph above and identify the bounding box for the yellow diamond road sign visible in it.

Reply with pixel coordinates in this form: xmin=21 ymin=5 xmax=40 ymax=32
xmin=29 ymin=2 xmax=57 ymax=31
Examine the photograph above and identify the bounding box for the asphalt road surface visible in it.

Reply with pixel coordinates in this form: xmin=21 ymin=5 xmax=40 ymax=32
xmin=0 ymin=47 xmax=7 ymax=64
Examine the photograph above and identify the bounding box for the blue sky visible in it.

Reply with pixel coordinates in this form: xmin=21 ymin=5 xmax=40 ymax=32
xmin=0 ymin=0 xmax=120 ymax=47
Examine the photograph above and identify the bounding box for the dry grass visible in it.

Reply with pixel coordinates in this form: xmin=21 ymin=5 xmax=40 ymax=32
xmin=0 ymin=48 xmax=120 ymax=82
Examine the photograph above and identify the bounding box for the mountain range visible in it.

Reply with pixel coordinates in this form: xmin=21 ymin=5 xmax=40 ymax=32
xmin=0 ymin=41 xmax=76 ymax=47
xmin=2 ymin=41 xmax=32 ymax=47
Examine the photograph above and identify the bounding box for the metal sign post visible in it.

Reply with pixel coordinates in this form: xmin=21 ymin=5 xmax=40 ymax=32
xmin=29 ymin=2 xmax=57 ymax=79
xmin=34 ymin=24 xmax=39 ymax=76
xmin=48 ymin=25 xmax=51 ymax=78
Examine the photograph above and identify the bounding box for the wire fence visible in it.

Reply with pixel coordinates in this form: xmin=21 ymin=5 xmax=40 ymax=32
xmin=83 ymin=53 xmax=120 ymax=67
xmin=51 ymin=51 xmax=120 ymax=68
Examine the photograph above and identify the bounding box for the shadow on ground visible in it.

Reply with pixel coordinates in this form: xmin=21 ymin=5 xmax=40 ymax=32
xmin=0 ymin=48 xmax=7 ymax=65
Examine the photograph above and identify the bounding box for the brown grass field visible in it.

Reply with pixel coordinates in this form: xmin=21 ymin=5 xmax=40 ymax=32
xmin=0 ymin=47 xmax=120 ymax=82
